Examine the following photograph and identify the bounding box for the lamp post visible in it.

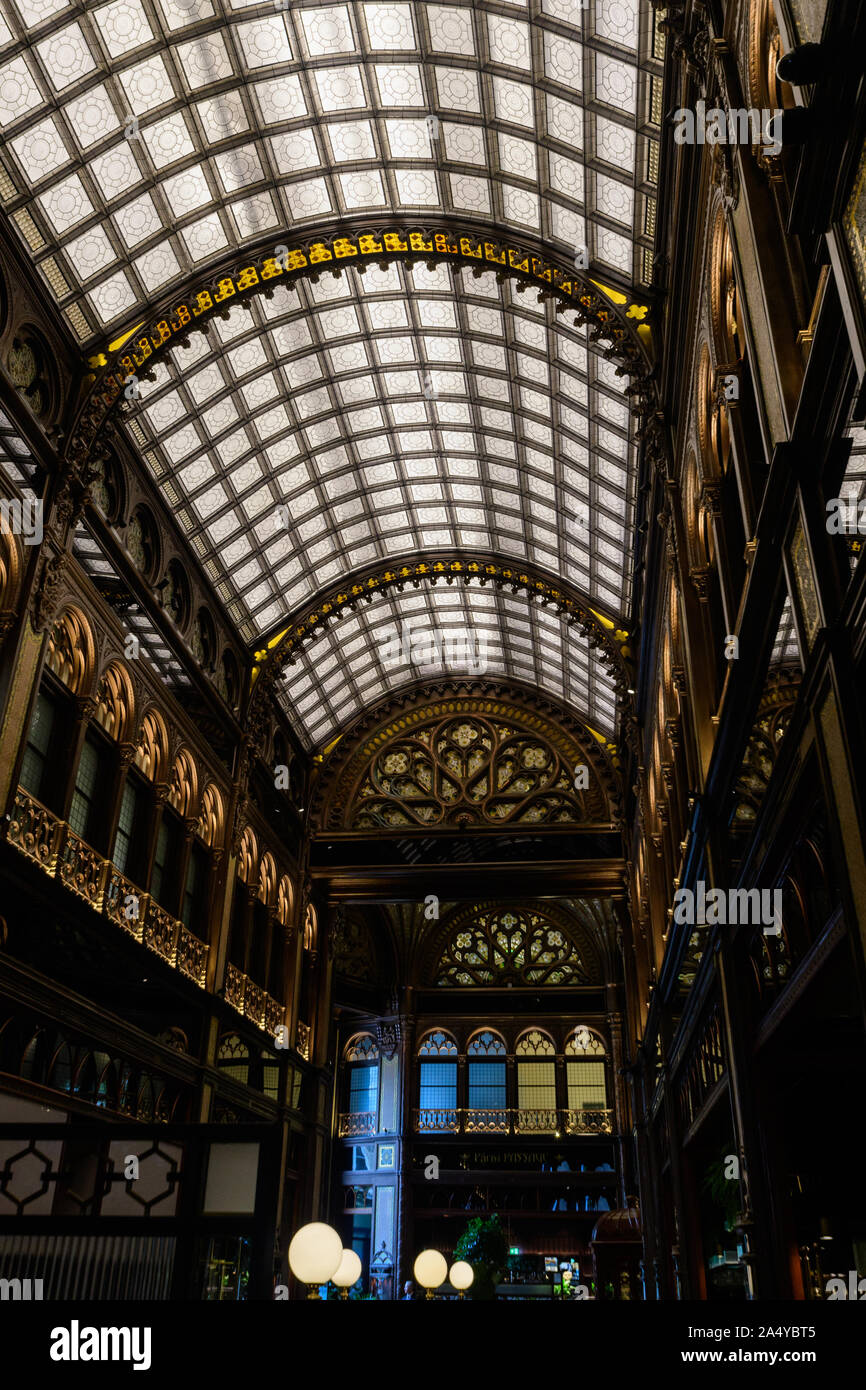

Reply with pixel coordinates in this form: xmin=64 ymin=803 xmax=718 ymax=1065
xmin=332 ymin=1248 xmax=362 ymax=1300
xmin=413 ymin=1249 xmax=448 ymax=1300
xmin=448 ymin=1260 xmax=474 ymax=1300
xmin=288 ymin=1222 xmax=343 ymax=1299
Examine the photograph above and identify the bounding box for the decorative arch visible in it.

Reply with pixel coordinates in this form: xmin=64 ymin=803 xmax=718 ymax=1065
xmin=197 ymin=783 xmax=225 ymax=848
xmin=709 ymin=207 xmax=742 ymax=367
xmin=515 ymin=1029 xmax=556 ymax=1057
xmin=75 ymin=226 xmax=650 ymax=469
xmin=344 ymin=1034 xmax=379 ymax=1063
xmin=748 ymin=0 xmax=796 ymax=119
xmin=258 ymin=852 xmax=277 ymax=906
xmin=0 ymin=519 xmax=22 ymax=637
xmin=467 ymin=1030 xmax=507 ymax=1057
xmin=45 ymin=609 xmax=96 ymax=695
xmin=417 ymin=1029 xmax=458 ymax=1056
xmin=93 ymin=661 xmax=135 ymax=742
xmin=683 ymin=451 xmax=709 ymax=574
xmin=303 ymin=904 xmax=317 ymax=952
xmin=313 ymin=691 xmax=622 ymax=834
xmin=134 ymin=709 xmax=169 ymax=783
xmin=565 ymin=1027 xmax=607 ymax=1056
xmin=217 ymin=1033 xmax=250 ymax=1084
xmin=168 ymin=748 xmax=199 ymax=817
xmin=254 ymin=551 xmax=632 ymax=693
xmin=276 ymin=875 xmax=294 ymax=929
xmin=237 ymin=826 xmax=258 ymax=885
xmin=431 ymin=904 xmax=594 ymax=988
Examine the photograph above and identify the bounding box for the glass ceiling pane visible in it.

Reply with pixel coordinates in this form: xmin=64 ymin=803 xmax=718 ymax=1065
xmin=128 ymin=260 xmax=637 ymax=638
xmin=0 ymin=0 xmax=660 ymax=749
xmin=0 ymin=0 xmax=660 ymax=340
xmin=278 ymin=583 xmax=620 ymax=748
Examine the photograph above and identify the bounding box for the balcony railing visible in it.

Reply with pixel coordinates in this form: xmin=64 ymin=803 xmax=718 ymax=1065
xmin=465 ymin=1108 xmax=510 ymax=1133
xmin=564 ymin=1108 xmax=613 ymax=1135
xmin=413 ymin=1107 xmax=613 ymax=1135
xmin=7 ymin=787 xmax=210 ymax=988
xmin=295 ymin=1020 xmax=311 ymax=1061
xmin=338 ymin=1111 xmax=377 ymax=1137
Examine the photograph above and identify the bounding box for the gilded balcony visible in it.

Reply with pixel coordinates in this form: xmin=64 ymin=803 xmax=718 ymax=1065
xmin=7 ymin=788 xmax=209 ymax=993
xmin=338 ymin=1111 xmax=377 ymax=1137
xmin=465 ymin=1108 xmax=510 ymax=1133
xmin=564 ymin=1108 xmax=613 ymax=1135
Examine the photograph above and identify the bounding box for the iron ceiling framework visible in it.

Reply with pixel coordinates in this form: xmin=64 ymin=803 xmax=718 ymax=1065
xmin=1 ymin=0 xmax=663 ymax=750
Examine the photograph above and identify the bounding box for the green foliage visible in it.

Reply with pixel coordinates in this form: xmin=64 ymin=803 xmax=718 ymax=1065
xmin=454 ymin=1216 xmax=509 ymax=1300
xmin=702 ymin=1146 xmax=741 ymax=1228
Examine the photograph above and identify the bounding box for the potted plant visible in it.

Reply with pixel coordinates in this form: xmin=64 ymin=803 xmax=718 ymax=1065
xmin=453 ymin=1215 xmax=509 ymax=1300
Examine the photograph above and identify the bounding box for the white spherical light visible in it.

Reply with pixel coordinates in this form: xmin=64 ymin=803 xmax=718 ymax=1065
xmin=332 ymin=1248 xmax=363 ymax=1289
xmin=288 ymin=1223 xmax=343 ymax=1286
xmin=414 ymin=1249 xmax=448 ymax=1291
xmin=449 ymin=1260 xmax=474 ymax=1292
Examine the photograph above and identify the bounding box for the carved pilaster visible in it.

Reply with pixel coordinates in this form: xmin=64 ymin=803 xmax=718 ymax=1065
xmin=689 ymin=565 xmax=714 ymax=603
xmin=30 ymin=550 xmax=70 ymax=633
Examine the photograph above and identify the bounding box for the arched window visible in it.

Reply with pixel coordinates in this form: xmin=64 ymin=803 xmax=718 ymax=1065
xmin=303 ymin=904 xmax=317 ymax=952
xmin=69 ymin=725 xmax=111 ymax=848
xmin=565 ymin=1029 xmax=609 ymax=1131
xmin=435 ymin=908 xmax=589 ymax=986
xmin=19 ymin=687 xmax=58 ymax=806
xmin=217 ymin=1033 xmax=250 ymax=1086
xmin=467 ymin=1031 xmax=507 ymax=1125
xmin=45 ymin=610 xmax=94 ymax=696
xmin=515 ymin=1030 xmax=557 ymax=1133
xmin=249 ymin=853 xmax=277 ymax=992
xmin=345 ymin=1035 xmax=380 ymax=1126
xmin=93 ymin=663 xmax=135 ymax=743
xmin=113 ymin=763 xmax=148 ymax=885
xmin=417 ymin=1030 xmax=458 ymax=1131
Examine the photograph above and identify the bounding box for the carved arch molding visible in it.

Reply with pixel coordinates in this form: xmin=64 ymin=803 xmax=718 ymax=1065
xmin=311 ymin=687 xmax=623 ymax=833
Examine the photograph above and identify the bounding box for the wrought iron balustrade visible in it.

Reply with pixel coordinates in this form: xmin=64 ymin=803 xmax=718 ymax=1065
xmin=465 ymin=1108 xmax=510 ymax=1133
xmin=412 ymin=1107 xmax=614 ymax=1135
xmin=296 ymin=1020 xmax=311 ymax=1061
xmin=514 ymin=1108 xmax=559 ymax=1133
xmin=338 ymin=1111 xmax=377 ymax=1137
xmin=58 ymin=827 xmax=107 ymax=908
xmin=564 ymin=1108 xmax=613 ymax=1135
xmin=414 ymin=1108 xmax=460 ymax=1133
xmin=7 ymin=787 xmax=210 ymax=992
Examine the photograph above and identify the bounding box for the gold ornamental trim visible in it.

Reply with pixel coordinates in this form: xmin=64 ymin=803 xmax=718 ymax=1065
xmin=71 ymin=224 xmax=651 ymax=467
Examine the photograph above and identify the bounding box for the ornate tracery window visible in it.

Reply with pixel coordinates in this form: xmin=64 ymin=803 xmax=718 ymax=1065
xmin=344 ymin=1034 xmax=380 ymax=1132
xmin=350 ymin=714 xmax=603 ymax=830
xmin=435 ymin=908 xmax=589 ymax=986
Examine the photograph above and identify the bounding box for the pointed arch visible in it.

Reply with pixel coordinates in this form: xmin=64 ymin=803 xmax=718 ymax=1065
xmin=135 ymin=709 xmax=169 ymax=783
xmin=168 ymin=747 xmax=198 ymax=817
xmin=93 ymin=661 xmax=135 ymax=742
xmin=45 ymin=608 xmax=96 ymax=695
xmin=237 ymin=827 xmax=258 ymax=885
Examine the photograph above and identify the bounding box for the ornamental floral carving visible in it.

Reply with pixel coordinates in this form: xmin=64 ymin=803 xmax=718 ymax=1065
xmin=347 ymin=713 xmax=606 ymax=830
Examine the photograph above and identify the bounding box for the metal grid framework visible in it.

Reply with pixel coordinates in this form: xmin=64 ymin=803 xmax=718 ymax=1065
xmin=277 ymin=581 xmax=620 ymax=745
xmin=0 ymin=410 xmax=37 ymax=492
xmin=71 ymin=519 xmax=194 ymax=686
xmin=770 ymin=594 xmax=800 ymax=668
xmin=0 ymin=0 xmax=661 ymax=339
xmin=128 ymin=259 xmax=636 ymax=623
xmin=0 ymin=0 xmax=663 ymax=747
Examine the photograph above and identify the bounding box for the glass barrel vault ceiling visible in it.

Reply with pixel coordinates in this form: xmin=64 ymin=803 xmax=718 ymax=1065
xmin=0 ymin=0 xmax=662 ymax=749
xmin=0 ymin=0 xmax=661 ymax=332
